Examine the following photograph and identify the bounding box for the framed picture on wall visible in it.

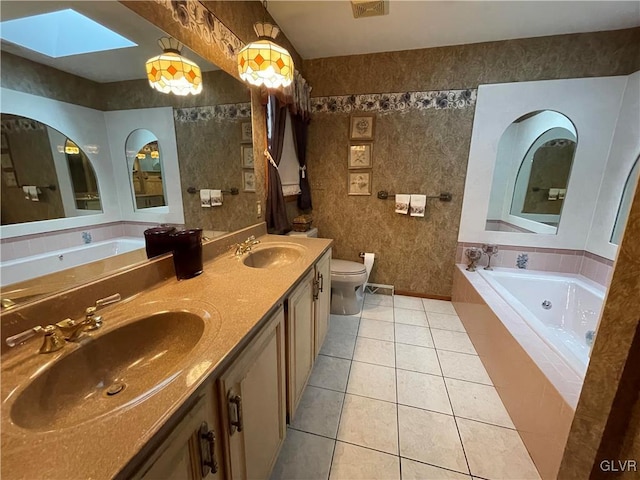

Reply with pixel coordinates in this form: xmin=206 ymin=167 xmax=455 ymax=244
xmin=350 ymin=114 xmax=375 ymax=140
xmin=241 ymin=145 xmax=254 ymax=168
xmin=241 ymin=122 xmax=252 ymax=142
xmin=348 ymin=170 xmax=372 ymax=196
xmin=348 ymin=143 xmax=373 ymax=169
xmin=243 ymin=170 xmax=256 ymax=192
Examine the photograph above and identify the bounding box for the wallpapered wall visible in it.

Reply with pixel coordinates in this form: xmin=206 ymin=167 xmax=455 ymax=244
xmin=303 ymin=27 xmax=640 ymax=297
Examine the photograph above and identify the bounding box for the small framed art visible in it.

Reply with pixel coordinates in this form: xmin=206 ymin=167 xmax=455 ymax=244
xmin=348 ymin=170 xmax=372 ymax=196
xmin=243 ymin=170 xmax=256 ymax=192
xmin=350 ymin=114 xmax=375 ymax=140
xmin=241 ymin=122 xmax=252 ymax=142
xmin=241 ymin=145 xmax=254 ymax=168
xmin=348 ymin=143 xmax=372 ymax=169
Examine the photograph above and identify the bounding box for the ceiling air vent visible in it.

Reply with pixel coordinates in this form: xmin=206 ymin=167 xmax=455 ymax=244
xmin=351 ymin=1 xmax=389 ymax=19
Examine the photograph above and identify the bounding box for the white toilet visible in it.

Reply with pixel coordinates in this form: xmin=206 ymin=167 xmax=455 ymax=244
xmin=287 ymin=228 xmax=369 ymax=315
xmin=330 ymin=259 xmax=368 ymax=315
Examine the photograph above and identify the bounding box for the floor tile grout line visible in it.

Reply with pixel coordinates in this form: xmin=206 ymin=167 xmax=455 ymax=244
xmin=435 ymin=346 xmax=474 ymax=477
xmin=327 ymin=306 xmax=362 ymax=480
xmin=392 ymin=295 xmax=404 ymax=479
xmin=399 ymin=455 xmax=475 ymax=478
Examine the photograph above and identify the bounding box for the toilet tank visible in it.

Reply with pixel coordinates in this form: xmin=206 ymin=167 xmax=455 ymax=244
xmin=286 ymin=227 xmax=318 ymax=238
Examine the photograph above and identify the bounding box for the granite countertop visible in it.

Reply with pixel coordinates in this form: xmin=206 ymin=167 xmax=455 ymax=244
xmin=0 ymin=233 xmax=333 ymax=479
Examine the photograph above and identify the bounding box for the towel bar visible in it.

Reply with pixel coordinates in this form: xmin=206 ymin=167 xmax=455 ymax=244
xmin=187 ymin=187 xmax=239 ymax=195
xmin=377 ymin=191 xmax=451 ymax=201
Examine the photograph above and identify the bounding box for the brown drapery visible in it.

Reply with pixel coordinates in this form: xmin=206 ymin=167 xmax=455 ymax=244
xmin=291 ymin=112 xmax=312 ymax=211
xmin=264 ymin=94 xmax=290 ymax=234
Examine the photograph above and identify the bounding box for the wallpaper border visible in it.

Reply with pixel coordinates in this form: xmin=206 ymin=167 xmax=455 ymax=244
xmin=174 ymin=103 xmax=252 ymax=122
xmin=154 ymin=0 xmax=244 ymax=60
xmin=311 ymin=89 xmax=477 ymax=114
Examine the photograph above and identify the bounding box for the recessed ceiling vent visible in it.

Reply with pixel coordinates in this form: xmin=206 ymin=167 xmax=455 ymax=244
xmin=351 ymin=1 xmax=389 ymax=19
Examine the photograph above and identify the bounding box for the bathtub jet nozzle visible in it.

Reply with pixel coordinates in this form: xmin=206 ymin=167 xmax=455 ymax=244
xmin=541 ymin=300 xmax=552 ymax=310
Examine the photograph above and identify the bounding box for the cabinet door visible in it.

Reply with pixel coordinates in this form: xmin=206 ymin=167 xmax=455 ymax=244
xmin=286 ymin=271 xmax=315 ymax=421
xmin=136 ymin=386 xmax=222 ymax=480
xmin=219 ymin=306 xmax=286 ymax=480
xmin=314 ymin=249 xmax=332 ymax=357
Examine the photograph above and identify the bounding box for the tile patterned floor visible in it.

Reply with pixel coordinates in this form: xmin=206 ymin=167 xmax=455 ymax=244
xmin=271 ymin=294 xmax=541 ymax=480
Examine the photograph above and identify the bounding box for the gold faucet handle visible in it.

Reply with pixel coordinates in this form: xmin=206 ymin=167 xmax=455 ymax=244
xmin=86 ymin=293 xmax=121 ymax=316
xmin=6 ymin=326 xmax=45 ymax=347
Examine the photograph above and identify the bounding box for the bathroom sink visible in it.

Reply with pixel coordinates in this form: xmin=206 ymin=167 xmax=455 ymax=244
xmin=242 ymin=245 xmax=305 ymax=269
xmin=10 ymin=311 xmax=205 ymax=432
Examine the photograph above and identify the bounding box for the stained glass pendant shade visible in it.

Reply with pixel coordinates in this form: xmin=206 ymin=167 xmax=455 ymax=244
xmin=146 ymin=37 xmax=202 ymax=96
xmin=238 ymin=22 xmax=294 ymax=89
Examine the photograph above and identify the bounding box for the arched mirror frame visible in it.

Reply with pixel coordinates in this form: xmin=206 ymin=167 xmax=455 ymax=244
xmin=125 ymin=129 xmax=167 ymax=211
xmin=485 ymin=109 xmax=578 ymax=235
xmin=611 ymin=154 xmax=640 ymax=245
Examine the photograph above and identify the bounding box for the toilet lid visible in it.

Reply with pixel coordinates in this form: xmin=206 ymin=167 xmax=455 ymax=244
xmin=331 ymin=259 xmax=367 ymax=275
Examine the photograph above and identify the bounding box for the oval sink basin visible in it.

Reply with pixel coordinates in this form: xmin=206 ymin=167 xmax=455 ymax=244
xmin=11 ymin=311 xmax=205 ymax=432
xmin=243 ymin=245 xmax=305 ymax=269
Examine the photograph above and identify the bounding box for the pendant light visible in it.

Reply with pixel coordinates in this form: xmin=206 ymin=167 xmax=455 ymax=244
xmin=146 ymin=37 xmax=202 ymax=96
xmin=237 ymin=1 xmax=294 ymax=89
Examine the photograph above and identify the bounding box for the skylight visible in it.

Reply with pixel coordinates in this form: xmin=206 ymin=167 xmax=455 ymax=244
xmin=0 ymin=9 xmax=137 ymax=58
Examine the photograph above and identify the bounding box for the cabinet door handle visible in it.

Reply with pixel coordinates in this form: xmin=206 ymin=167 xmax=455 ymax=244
xmin=229 ymin=393 xmax=243 ymax=434
xmin=313 ymin=278 xmax=319 ymax=300
xmin=198 ymin=422 xmax=218 ymax=476
xmin=319 ymin=273 xmax=324 ymax=293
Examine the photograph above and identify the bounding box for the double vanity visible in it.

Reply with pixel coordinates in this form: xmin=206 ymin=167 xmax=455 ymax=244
xmin=0 ymin=223 xmax=332 ymax=479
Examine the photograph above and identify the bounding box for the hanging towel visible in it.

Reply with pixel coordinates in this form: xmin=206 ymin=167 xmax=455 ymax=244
xmin=211 ymin=190 xmax=223 ymax=207
xmin=395 ymin=194 xmax=410 ymax=214
xmin=22 ymin=186 xmax=30 ymax=200
xmin=558 ymin=189 xmax=566 ymax=200
xmin=28 ymin=186 xmax=39 ymax=202
xmin=548 ymin=188 xmax=559 ymax=201
xmin=200 ymin=189 xmax=211 ymax=207
xmin=410 ymin=195 xmax=426 ymax=217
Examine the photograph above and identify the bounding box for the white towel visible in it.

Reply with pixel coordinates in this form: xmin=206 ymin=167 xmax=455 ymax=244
xmin=548 ymin=188 xmax=559 ymax=201
xmin=410 ymin=195 xmax=426 ymax=217
xmin=200 ymin=189 xmax=211 ymax=207
xmin=22 ymin=186 xmax=30 ymax=200
xmin=211 ymin=189 xmax=223 ymax=207
xmin=558 ymin=188 xmax=566 ymax=200
xmin=395 ymin=194 xmax=410 ymax=214
xmin=28 ymin=186 xmax=39 ymax=202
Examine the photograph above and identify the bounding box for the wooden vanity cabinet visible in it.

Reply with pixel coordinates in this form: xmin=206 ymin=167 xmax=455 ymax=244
xmin=314 ymin=249 xmax=332 ymax=357
xmin=135 ymin=385 xmax=224 ymax=480
xmin=285 ymin=271 xmax=316 ymax=421
xmin=217 ymin=305 xmax=287 ymax=480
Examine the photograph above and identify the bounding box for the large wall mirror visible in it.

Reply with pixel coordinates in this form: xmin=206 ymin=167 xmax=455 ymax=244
xmin=611 ymin=155 xmax=640 ymax=245
xmin=1 ymin=114 xmax=103 ymax=224
xmin=0 ymin=1 xmax=257 ymax=308
xmin=486 ymin=110 xmax=577 ymax=235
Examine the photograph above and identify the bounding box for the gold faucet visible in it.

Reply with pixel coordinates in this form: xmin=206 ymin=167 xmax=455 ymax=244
xmin=57 ymin=293 xmax=121 ymax=341
xmin=234 ymin=235 xmax=260 ymax=256
xmin=1 ymin=298 xmax=17 ymax=310
xmin=4 ymin=293 xmax=121 ymax=353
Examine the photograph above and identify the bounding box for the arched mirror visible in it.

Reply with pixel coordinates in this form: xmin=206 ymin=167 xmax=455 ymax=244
xmin=1 ymin=113 xmax=102 ymax=225
xmin=611 ymin=155 xmax=640 ymax=245
xmin=125 ymin=129 xmax=166 ymax=210
xmin=485 ymin=110 xmax=577 ymax=234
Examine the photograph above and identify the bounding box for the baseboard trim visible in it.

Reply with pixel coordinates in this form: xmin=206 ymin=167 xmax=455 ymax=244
xmin=394 ymin=290 xmax=451 ymax=301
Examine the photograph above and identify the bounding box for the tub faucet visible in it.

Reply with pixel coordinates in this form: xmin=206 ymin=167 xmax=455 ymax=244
xmin=234 ymin=236 xmax=260 ymax=256
xmin=56 ymin=293 xmax=121 ymax=341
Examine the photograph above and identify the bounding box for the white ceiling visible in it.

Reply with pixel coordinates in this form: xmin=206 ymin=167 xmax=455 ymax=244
xmin=268 ymin=0 xmax=640 ymax=59
xmin=0 ymin=1 xmax=217 ymax=83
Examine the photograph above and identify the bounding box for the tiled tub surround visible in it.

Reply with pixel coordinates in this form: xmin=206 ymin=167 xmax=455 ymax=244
xmin=456 ymin=243 xmax=615 ymax=287
xmin=452 ymin=266 xmax=582 ymax=479
xmin=0 ymin=223 xmax=334 ymax=478
xmin=271 ymin=293 xmax=540 ymax=480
